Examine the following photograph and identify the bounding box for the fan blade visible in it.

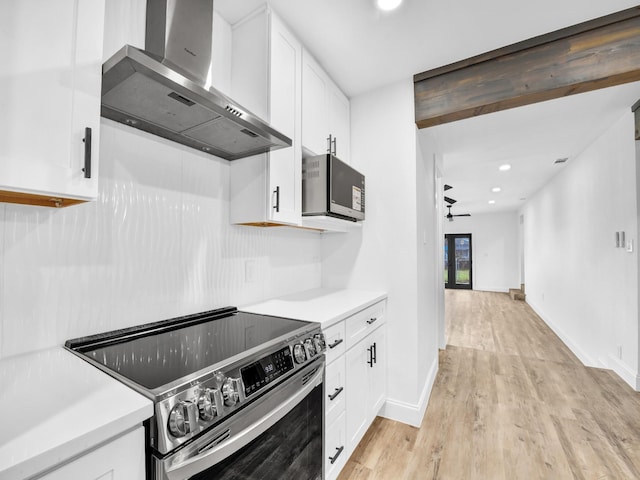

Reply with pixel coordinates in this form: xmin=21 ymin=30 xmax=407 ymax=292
xmin=444 ymin=196 xmax=457 ymax=205
xmin=453 ymin=213 xmax=471 ymax=217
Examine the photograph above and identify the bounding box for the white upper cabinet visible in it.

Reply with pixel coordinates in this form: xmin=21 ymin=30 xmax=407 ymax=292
xmin=229 ymin=7 xmax=302 ymax=226
xmin=0 ymin=0 xmax=105 ymax=208
xmin=302 ymin=50 xmax=351 ymax=163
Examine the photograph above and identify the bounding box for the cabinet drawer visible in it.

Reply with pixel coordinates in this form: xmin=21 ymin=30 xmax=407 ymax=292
xmin=325 ymin=411 xmax=347 ymax=480
xmin=323 ymin=321 xmax=346 ymax=365
xmin=345 ymin=300 xmax=386 ymax=349
xmin=325 ymin=355 xmax=346 ymax=423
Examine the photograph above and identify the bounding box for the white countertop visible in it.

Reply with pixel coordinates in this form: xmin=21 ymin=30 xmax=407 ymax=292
xmin=0 ymin=347 xmax=153 ymax=480
xmin=241 ymin=288 xmax=387 ymax=329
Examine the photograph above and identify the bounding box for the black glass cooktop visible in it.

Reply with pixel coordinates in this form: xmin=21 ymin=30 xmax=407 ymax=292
xmin=66 ymin=309 xmax=311 ymax=390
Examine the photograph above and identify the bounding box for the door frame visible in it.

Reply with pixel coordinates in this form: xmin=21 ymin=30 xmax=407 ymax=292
xmin=444 ymin=233 xmax=473 ymax=290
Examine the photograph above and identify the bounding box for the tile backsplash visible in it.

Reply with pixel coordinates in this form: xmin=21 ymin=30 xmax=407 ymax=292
xmin=0 ymin=120 xmax=322 ymax=359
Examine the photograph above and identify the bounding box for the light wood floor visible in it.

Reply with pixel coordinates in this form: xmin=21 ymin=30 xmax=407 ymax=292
xmin=338 ymin=289 xmax=640 ymax=479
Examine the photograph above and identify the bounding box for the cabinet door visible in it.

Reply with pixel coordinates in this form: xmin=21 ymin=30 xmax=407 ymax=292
xmin=328 ymin=85 xmax=350 ymax=163
xmin=345 ymin=338 xmax=371 ymax=450
xmin=40 ymin=427 xmax=146 ymax=480
xmin=368 ymin=325 xmax=387 ymax=418
xmin=301 ymin=50 xmax=329 ymax=156
xmin=325 ymin=411 xmax=347 ymax=480
xmin=268 ymin=14 xmax=301 ymax=225
xmin=0 ymin=0 xmax=103 ymax=204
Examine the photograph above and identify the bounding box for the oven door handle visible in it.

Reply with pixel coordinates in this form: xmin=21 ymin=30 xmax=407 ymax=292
xmin=164 ymin=366 xmax=324 ymax=480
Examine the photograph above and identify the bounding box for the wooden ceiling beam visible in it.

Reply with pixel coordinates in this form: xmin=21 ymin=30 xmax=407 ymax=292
xmin=414 ymin=6 xmax=640 ymax=129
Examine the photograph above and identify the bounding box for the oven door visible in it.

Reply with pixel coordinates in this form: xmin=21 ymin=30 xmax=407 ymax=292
xmin=154 ymin=359 xmax=324 ymax=480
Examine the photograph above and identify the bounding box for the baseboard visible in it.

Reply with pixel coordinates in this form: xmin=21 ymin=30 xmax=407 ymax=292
xmin=607 ymin=353 xmax=640 ymax=391
xmin=379 ymin=354 xmax=438 ymax=427
xmin=528 ymin=299 xmax=640 ymax=391
xmin=474 ymin=287 xmax=509 ymax=293
xmin=526 ymin=298 xmax=597 ymax=367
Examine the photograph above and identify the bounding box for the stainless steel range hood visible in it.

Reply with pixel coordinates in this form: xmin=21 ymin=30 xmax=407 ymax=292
xmin=101 ymin=0 xmax=291 ymax=160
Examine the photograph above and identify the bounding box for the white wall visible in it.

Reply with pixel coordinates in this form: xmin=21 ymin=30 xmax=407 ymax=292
xmin=522 ymin=110 xmax=638 ymax=388
xmin=322 ymin=79 xmax=440 ymax=426
xmin=0 ymin=120 xmax=322 ymax=359
xmin=444 ymin=211 xmax=520 ymax=292
xmin=416 ymin=128 xmax=443 ymax=416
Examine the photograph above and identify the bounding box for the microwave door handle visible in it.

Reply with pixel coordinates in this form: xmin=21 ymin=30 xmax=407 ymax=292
xmin=164 ymin=366 xmax=323 ymax=480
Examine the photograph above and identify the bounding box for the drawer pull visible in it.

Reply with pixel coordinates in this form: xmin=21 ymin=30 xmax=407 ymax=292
xmin=328 ymin=338 xmax=344 ymax=349
xmin=328 ymin=387 xmax=344 ymax=401
xmin=329 ymin=446 xmax=344 ymax=465
xmin=366 ymin=317 xmax=378 ymax=325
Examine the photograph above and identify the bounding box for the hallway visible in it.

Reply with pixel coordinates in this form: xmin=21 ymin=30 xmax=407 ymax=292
xmin=338 ymin=290 xmax=640 ymax=479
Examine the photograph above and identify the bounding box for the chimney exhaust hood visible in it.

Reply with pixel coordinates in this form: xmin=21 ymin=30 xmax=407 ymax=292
xmin=101 ymin=0 xmax=291 ymax=160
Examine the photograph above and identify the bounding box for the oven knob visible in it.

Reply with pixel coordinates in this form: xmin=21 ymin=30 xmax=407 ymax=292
xmin=313 ymin=333 xmax=326 ymax=353
xmin=222 ymin=377 xmax=240 ymax=406
xmin=293 ymin=343 xmax=307 ymax=364
xmin=168 ymin=400 xmax=196 ymax=438
xmin=304 ymin=338 xmax=317 ymax=358
xmin=197 ymin=388 xmax=217 ymax=422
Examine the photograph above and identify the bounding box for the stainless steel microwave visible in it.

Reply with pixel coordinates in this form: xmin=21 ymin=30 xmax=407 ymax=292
xmin=302 ymin=154 xmax=365 ymax=221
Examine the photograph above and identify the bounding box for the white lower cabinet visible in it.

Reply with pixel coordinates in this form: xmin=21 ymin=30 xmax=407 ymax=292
xmin=345 ymin=324 xmax=386 ymax=449
xmin=325 ymin=411 xmax=347 ymax=480
xmin=38 ymin=427 xmax=145 ymax=480
xmin=323 ymin=299 xmax=386 ymax=479
xmin=326 ymin=356 xmax=346 ymax=424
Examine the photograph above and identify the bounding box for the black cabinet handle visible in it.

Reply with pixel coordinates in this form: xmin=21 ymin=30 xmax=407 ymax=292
xmin=326 ymin=134 xmax=332 ymax=154
xmin=366 ymin=317 xmax=377 ymax=325
xmin=328 ymin=387 xmax=344 ymax=401
xmin=328 ymin=338 xmax=343 ymax=349
xmin=82 ymin=127 xmax=92 ymax=178
xmin=331 ymin=136 xmax=337 ymax=156
xmin=273 ymin=186 xmax=280 ymax=212
xmin=372 ymin=342 xmax=377 ymax=364
xmin=367 ymin=345 xmax=374 ymax=367
xmin=329 ymin=446 xmax=344 ymax=465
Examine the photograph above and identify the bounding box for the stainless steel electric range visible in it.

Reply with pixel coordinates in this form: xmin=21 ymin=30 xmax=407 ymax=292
xmin=65 ymin=307 xmax=326 ymax=480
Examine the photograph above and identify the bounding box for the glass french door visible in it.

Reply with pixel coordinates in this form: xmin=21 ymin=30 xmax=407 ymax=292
xmin=444 ymin=234 xmax=472 ymax=290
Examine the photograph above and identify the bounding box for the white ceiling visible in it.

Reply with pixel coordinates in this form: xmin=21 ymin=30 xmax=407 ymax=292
xmin=427 ymin=81 xmax=640 ymax=215
xmin=215 ymin=0 xmax=640 ymax=215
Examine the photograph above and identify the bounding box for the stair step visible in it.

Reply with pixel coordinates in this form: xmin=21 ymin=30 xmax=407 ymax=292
xmin=509 ymin=288 xmax=526 ymax=301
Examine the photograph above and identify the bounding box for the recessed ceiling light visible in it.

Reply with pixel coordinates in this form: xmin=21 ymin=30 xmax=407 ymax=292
xmin=491 ymin=187 xmax=501 ymax=193
xmin=377 ymin=0 xmax=402 ymax=10
xmin=488 ymin=200 xmax=496 ymax=204
xmin=499 ymin=164 xmax=511 ymax=171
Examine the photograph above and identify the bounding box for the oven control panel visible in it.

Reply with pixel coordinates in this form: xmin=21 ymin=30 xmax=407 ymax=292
xmin=241 ymin=346 xmax=294 ymax=396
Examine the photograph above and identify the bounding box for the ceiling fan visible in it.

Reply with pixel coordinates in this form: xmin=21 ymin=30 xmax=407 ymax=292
xmin=446 ymin=204 xmax=471 ymax=222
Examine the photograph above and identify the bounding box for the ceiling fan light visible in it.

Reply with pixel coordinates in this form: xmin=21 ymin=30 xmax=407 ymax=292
xmin=499 ymin=164 xmax=511 ymax=171
xmin=377 ymin=0 xmax=402 ymax=11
